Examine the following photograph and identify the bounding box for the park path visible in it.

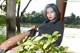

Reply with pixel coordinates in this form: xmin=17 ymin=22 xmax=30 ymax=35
xmin=61 ymin=28 xmax=80 ymax=53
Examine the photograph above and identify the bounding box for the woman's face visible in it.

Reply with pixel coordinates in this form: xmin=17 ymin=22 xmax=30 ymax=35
xmin=46 ymin=7 xmax=56 ymax=21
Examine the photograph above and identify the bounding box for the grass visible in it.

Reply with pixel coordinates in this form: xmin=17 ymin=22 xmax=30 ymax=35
xmin=21 ymin=23 xmax=41 ymax=27
xmin=64 ymin=24 xmax=80 ymax=28
xmin=0 ymin=35 xmax=6 ymax=44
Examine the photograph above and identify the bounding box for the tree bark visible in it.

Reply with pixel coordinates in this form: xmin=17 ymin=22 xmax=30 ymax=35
xmin=6 ymin=0 xmax=16 ymax=39
xmin=16 ymin=1 xmax=21 ymax=33
xmin=56 ymin=0 xmax=67 ymax=21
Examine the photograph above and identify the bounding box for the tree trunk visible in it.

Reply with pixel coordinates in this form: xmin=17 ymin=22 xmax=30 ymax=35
xmin=6 ymin=0 xmax=16 ymax=39
xmin=16 ymin=1 xmax=21 ymax=33
xmin=56 ymin=0 xmax=67 ymax=21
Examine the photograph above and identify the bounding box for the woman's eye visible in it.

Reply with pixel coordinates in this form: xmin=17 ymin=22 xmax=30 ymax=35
xmin=51 ymin=11 xmax=54 ymax=13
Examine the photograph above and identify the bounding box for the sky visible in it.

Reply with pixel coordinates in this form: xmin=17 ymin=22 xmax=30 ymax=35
xmin=20 ymin=0 xmax=80 ymax=17
xmin=0 ymin=0 xmax=80 ymax=16
xmin=20 ymin=0 xmax=56 ymax=12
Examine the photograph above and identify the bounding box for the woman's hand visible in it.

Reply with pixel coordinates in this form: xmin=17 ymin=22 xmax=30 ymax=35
xmin=31 ymin=25 xmax=36 ymax=30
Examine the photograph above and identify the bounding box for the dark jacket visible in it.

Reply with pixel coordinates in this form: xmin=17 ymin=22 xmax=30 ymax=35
xmin=30 ymin=20 xmax=64 ymax=45
xmin=38 ymin=20 xmax=64 ymax=45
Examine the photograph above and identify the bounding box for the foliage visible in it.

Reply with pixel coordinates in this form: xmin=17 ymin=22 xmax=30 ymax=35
xmin=0 ymin=15 xmax=6 ymax=25
xmin=0 ymin=35 xmax=6 ymax=43
xmin=15 ymin=31 xmax=70 ymax=53
xmin=64 ymin=13 xmax=80 ymax=24
xmin=21 ymin=12 xmax=80 ymax=25
xmin=16 ymin=0 xmax=21 ymax=4
xmin=64 ymin=24 xmax=80 ymax=28
xmin=21 ymin=11 xmax=47 ymax=23
xmin=0 ymin=11 xmax=80 ymax=28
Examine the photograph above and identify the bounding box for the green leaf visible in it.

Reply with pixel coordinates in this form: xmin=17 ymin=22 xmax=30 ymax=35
xmin=22 ymin=36 xmax=28 ymax=42
xmin=40 ymin=40 xmax=47 ymax=45
xmin=22 ymin=40 xmax=34 ymax=46
xmin=43 ymin=42 xmax=51 ymax=50
xmin=33 ymin=36 xmax=44 ymax=41
xmin=42 ymin=34 xmax=51 ymax=38
xmin=52 ymin=31 xmax=59 ymax=36
xmin=18 ymin=46 xmax=24 ymax=51
xmin=17 ymin=41 xmax=22 ymax=45
xmin=26 ymin=50 xmax=36 ymax=53
xmin=16 ymin=0 xmax=21 ymax=4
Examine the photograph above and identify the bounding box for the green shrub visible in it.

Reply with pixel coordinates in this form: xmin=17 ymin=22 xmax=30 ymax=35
xmin=0 ymin=35 xmax=6 ymax=43
xmin=0 ymin=15 xmax=6 ymax=25
xmin=15 ymin=31 xmax=70 ymax=53
xmin=64 ymin=24 xmax=80 ymax=28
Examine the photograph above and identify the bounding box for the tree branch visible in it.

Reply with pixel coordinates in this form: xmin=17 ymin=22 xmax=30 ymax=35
xmin=20 ymin=0 xmax=32 ymax=19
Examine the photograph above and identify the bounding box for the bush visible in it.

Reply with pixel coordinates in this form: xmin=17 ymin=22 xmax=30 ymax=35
xmin=0 ymin=35 xmax=6 ymax=43
xmin=64 ymin=24 xmax=80 ymax=28
xmin=15 ymin=31 xmax=70 ymax=53
xmin=0 ymin=15 xmax=6 ymax=25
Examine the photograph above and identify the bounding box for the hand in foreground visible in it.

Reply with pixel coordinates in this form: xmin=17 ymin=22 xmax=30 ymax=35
xmin=31 ymin=25 xmax=36 ymax=30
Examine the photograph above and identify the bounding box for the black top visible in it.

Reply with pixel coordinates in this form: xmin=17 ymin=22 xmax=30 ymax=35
xmin=30 ymin=20 xmax=64 ymax=45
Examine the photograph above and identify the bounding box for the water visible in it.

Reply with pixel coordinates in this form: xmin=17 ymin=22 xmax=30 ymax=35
xmin=0 ymin=26 xmax=32 ymax=35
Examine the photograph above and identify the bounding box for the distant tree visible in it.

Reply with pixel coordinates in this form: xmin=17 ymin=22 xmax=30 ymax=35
xmin=64 ymin=16 xmax=69 ymax=24
xmin=75 ymin=16 xmax=80 ymax=24
xmin=64 ymin=13 xmax=80 ymax=24
xmin=25 ymin=11 xmax=46 ymax=23
xmin=64 ymin=13 xmax=76 ymax=24
xmin=21 ymin=15 xmax=27 ymax=24
xmin=71 ymin=13 xmax=76 ymax=23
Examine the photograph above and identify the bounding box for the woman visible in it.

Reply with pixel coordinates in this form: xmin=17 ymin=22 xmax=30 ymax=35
xmin=38 ymin=3 xmax=64 ymax=45
xmin=30 ymin=3 xmax=64 ymax=45
xmin=0 ymin=3 xmax=64 ymax=53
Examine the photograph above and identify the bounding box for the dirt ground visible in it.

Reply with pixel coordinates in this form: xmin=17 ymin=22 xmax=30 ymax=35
xmin=61 ymin=28 xmax=80 ymax=53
